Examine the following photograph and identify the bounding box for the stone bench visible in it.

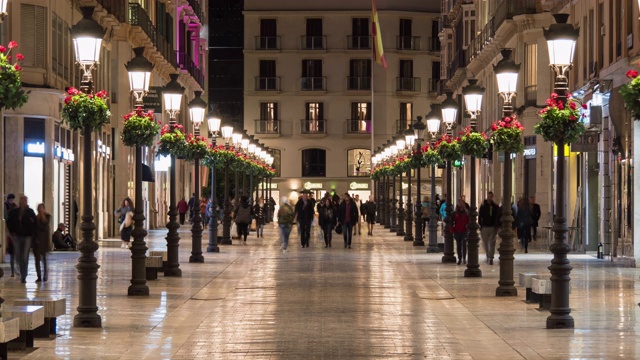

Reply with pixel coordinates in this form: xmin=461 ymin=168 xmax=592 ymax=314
xmin=13 ymin=298 xmax=66 ymax=338
xmin=2 ymin=306 xmax=44 ymax=349
xmin=518 ymin=272 xmax=541 ymax=303
xmin=0 ymin=317 xmax=20 ymax=359
xmin=145 ymin=256 xmax=163 ymax=280
xmin=149 ymin=250 xmax=167 ymax=272
xmin=531 ymin=277 xmax=552 ymax=310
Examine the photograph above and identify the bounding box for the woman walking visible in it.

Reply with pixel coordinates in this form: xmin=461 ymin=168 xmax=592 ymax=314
xmin=516 ymin=197 xmax=533 ymax=253
xmin=318 ymin=198 xmax=337 ymax=248
xmin=34 ymin=203 xmax=52 ymax=282
xmin=451 ymin=199 xmax=470 ymax=265
xmin=115 ymin=198 xmax=134 ymax=249
xmin=253 ymin=197 xmax=266 ymax=238
xmin=234 ymin=195 xmax=252 ymax=244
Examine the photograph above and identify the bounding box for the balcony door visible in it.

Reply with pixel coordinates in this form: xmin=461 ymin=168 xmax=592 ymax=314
xmin=305 ymin=102 xmax=324 ymax=133
xmin=302 ymin=60 xmax=323 ymax=90
xmin=260 ymin=102 xmax=278 ymax=133
xmin=260 ymin=19 xmax=277 ymax=49
xmin=350 ymin=102 xmax=371 ymax=133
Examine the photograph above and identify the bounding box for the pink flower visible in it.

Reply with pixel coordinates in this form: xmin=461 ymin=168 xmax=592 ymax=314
xmin=582 ymin=104 xmax=587 ymax=109
xmin=557 ymin=102 xmax=564 ymax=110
xmin=569 ymin=102 xmax=577 ymax=110
xmin=14 ymin=65 xmax=21 ymax=71
xmin=15 ymin=53 xmax=23 ymax=61
xmin=569 ymin=115 xmax=577 ymax=121
xmin=64 ymin=97 xmax=71 ymax=105
xmin=0 ymin=46 xmax=5 ymax=53
xmin=551 ymin=93 xmax=558 ymax=99
xmin=626 ymin=70 xmax=639 ymax=79
xmin=7 ymin=41 xmax=17 ymax=49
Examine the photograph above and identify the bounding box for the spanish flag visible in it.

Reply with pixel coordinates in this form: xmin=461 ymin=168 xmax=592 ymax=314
xmin=372 ymin=0 xmax=387 ymax=69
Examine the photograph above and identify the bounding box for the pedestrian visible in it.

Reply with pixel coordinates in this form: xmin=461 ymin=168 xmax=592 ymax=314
xmin=439 ymin=197 xmax=448 ymax=221
xmin=200 ymin=196 xmax=208 ymax=228
xmin=353 ymin=194 xmax=362 ymax=236
xmin=6 ymin=194 xmax=37 ymax=283
xmin=421 ymin=196 xmax=431 ymax=236
xmin=478 ymin=191 xmax=501 ymax=265
xmin=294 ymin=191 xmax=314 ymax=248
xmin=4 ymin=193 xmax=17 ymax=277
xmin=530 ymin=196 xmax=541 ymax=240
xmin=34 ymin=203 xmax=52 ymax=282
xmin=187 ymin=193 xmax=196 ymax=222
xmin=277 ymin=196 xmax=294 ymax=253
xmin=52 ymin=223 xmax=72 ymax=250
xmin=451 ymin=199 xmax=469 ymax=265
xmin=253 ymin=197 xmax=266 ymax=238
xmin=233 ymin=195 xmax=252 ymax=244
xmin=363 ymin=195 xmax=376 ymax=236
xmin=318 ymin=198 xmax=337 ymax=248
xmin=115 ymin=197 xmax=134 ymax=249
xmin=177 ymin=196 xmax=188 ymax=225
xmin=338 ymin=192 xmax=358 ymax=248
xmin=516 ymin=197 xmax=533 ymax=253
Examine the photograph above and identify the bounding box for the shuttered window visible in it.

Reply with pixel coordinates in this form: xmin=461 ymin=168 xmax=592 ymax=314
xmin=21 ymin=4 xmax=47 ymax=69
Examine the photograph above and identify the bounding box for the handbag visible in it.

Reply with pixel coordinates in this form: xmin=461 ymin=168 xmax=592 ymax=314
xmin=335 ymin=223 xmax=343 ymax=234
xmin=124 ymin=211 xmax=134 ymax=227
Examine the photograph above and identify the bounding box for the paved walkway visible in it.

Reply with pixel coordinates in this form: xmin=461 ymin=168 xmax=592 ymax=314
xmin=1 ymin=223 xmax=638 ymax=359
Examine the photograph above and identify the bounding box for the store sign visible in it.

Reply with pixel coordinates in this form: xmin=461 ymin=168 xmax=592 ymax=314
xmin=303 ymin=182 xmax=323 ymax=190
xmin=523 ymin=148 xmax=537 ymax=159
xmin=570 ymin=131 xmax=599 ymax=153
xmin=25 ymin=141 xmax=45 ymax=155
xmin=143 ymin=87 xmax=163 ymax=114
xmin=259 ymin=183 xmax=278 ymax=189
xmin=349 ymin=182 xmax=369 ymax=190
xmin=55 ymin=146 xmax=75 ymax=162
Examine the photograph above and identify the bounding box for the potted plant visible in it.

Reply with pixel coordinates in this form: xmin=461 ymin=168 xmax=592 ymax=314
xmin=534 ymin=93 xmax=586 ymax=144
xmin=490 ymin=116 xmax=524 ymax=153
xmin=0 ymin=41 xmax=29 ymax=111
xmin=436 ymin=135 xmax=462 ymax=162
xmin=62 ymin=87 xmax=110 ymax=130
xmin=121 ymin=107 xmax=160 ymax=147
xmin=157 ymin=123 xmax=187 ymax=157
xmin=183 ymin=133 xmax=209 ymax=161
xmin=421 ymin=143 xmax=444 ymax=166
xmin=621 ymin=67 xmax=640 ymax=119
xmin=203 ymin=144 xmax=238 ymax=169
xmin=459 ymin=126 xmax=489 ymax=158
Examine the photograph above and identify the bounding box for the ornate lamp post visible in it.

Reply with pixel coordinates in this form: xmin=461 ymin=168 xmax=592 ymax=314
xmin=440 ymin=92 xmax=458 ymax=263
xmin=125 ymin=46 xmax=153 ymax=296
xmin=462 ymin=79 xmax=485 ymax=278
xmin=544 ymin=13 xmax=579 ymax=329
xmin=71 ymin=6 xmax=104 ymax=328
xmin=220 ymin=120 xmax=234 ymax=245
xmin=389 ymin=144 xmax=399 ymax=232
xmin=412 ymin=117 xmax=426 ymax=246
xmin=494 ymin=48 xmax=520 ymax=296
xmin=404 ymin=128 xmax=416 ymax=241
xmin=162 ymin=74 xmax=185 ymax=276
xmin=206 ymin=111 xmax=221 ymax=252
xmin=395 ymin=137 xmax=406 ymax=237
xmin=0 ymin=0 xmax=8 ymax=18
xmin=188 ymin=92 xmax=206 ymax=263
xmin=425 ymin=106 xmax=442 ymax=253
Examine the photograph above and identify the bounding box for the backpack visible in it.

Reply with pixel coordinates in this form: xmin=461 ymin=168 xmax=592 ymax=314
xmin=421 ymin=204 xmax=431 ymax=219
xmin=278 ymin=204 xmax=294 ymax=225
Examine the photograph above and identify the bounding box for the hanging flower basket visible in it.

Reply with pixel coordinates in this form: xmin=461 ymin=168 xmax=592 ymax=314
xmin=620 ymin=66 xmax=640 ymax=120
xmin=392 ymin=155 xmax=412 ymax=174
xmin=157 ymin=123 xmax=187 ymax=157
xmin=62 ymin=87 xmax=110 ymax=131
xmin=184 ymin=133 xmax=209 ymax=161
xmin=0 ymin=41 xmax=29 ymax=111
xmin=203 ymin=144 xmax=237 ymax=169
xmin=121 ymin=107 xmax=160 ymax=147
xmin=534 ymin=93 xmax=586 ymax=144
xmin=421 ymin=143 xmax=444 ymax=166
xmin=436 ymin=135 xmax=462 ymax=162
xmin=490 ymin=116 xmax=524 ymax=153
xmin=459 ymin=126 xmax=489 ymax=158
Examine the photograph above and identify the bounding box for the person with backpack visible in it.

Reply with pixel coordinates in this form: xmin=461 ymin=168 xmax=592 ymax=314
xmin=277 ymin=196 xmax=294 ymax=253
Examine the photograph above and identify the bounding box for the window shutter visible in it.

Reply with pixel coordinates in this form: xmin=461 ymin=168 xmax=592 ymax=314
xmin=21 ymin=4 xmax=46 ymax=69
xmin=318 ymin=103 xmax=324 ymax=120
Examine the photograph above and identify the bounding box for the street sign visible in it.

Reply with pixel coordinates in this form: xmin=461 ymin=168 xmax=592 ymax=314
xmin=143 ymin=86 xmax=163 ymax=114
xmin=570 ymin=130 xmax=599 ymax=152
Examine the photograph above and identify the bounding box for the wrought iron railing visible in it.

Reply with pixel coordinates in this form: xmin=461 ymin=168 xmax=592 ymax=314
xmin=255 ymin=36 xmax=281 ymax=50
xmin=428 ymin=37 xmax=441 ymax=52
xmin=300 ymin=36 xmax=326 ymax=50
xmin=396 ymin=36 xmax=420 ymax=50
xmin=255 ymin=77 xmax=281 ymax=91
xmin=97 ymin=0 xmax=126 ymax=23
xmin=346 ymin=76 xmax=371 ymax=91
xmin=396 ymin=77 xmax=421 ymax=92
xmin=300 ymin=119 xmax=327 ymax=134
xmin=346 ymin=119 xmax=371 ymax=134
xmin=178 ymin=51 xmax=204 ymax=88
xmin=300 ymin=77 xmax=326 ymax=91
xmin=128 ymin=3 xmax=177 ymax=68
xmin=254 ymin=120 xmax=280 ymax=134
xmin=347 ymin=35 xmax=371 ymax=50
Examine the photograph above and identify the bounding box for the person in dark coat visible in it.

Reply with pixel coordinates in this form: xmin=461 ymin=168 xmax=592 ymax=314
xmin=338 ymin=193 xmax=359 ymax=248
xmin=478 ymin=191 xmax=501 ymax=265
xmin=234 ymin=195 xmax=253 ymax=244
xmin=294 ymin=191 xmax=315 ymax=248
xmin=4 ymin=193 xmax=16 ymax=277
xmin=253 ymin=197 xmax=266 ymax=238
xmin=529 ymin=196 xmax=541 ymax=240
xmin=516 ymin=197 xmax=533 ymax=253
xmin=451 ymin=199 xmax=470 ymax=265
xmin=318 ymin=198 xmax=337 ymax=248
xmin=6 ymin=194 xmax=37 ymax=283
xmin=34 ymin=203 xmax=52 ymax=282
xmin=363 ymin=195 xmax=376 ymax=236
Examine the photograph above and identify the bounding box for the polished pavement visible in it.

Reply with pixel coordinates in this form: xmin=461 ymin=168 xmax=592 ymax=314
xmin=1 ymin=223 xmax=638 ymax=359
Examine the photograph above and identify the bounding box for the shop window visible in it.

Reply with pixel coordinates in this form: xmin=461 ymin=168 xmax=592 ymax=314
xmin=347 ymin=149 xmax=371 ymax=177
xmin=302 ymin=149 xmax=326 ymax=177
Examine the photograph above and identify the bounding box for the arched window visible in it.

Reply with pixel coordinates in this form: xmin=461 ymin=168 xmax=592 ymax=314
xmin=301 ymin=149 xmax=326 ymax=177
xmin=347 ymin=149 xmax=371 ymax=177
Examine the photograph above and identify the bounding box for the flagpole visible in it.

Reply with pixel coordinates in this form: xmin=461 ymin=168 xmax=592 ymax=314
xmin=370 ymin=33 xmax=375 ymax=194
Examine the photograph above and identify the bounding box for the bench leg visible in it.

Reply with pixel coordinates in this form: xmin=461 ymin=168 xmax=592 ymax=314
xmin=50 ymin=317 xmax=57 ymax=335
xmin=0 ymin=342 xmax=7 ymax=360
xmin=25 ymin=330 xmax=34 ymax=348
xmin=539 ymin=294 xmax=552 ymax=310
xmin=146 ymin=267 xmax=158 ymax=280
xmin=8 ymin=331 xmax=26 ymax=350
xmin=34 ymin=318 xmax=51 ymax=338
xmin=160 ymin=261 xmax=167 ymax=273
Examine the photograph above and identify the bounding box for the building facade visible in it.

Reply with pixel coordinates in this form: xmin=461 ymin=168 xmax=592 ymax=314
xmin=243 ymin=0 xmax=441 ymax=202
xmin=1 ymin=0 xmax=206 ymax=250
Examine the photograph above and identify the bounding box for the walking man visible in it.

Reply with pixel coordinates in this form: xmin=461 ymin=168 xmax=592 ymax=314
xmin=295 ymin=191 xmax=314 ymax=248
xmin=478 ymin=191 xmax=500 ymax=265
xmin=277 ymin=197 xmax=294 ymax=253
xmin=363 ymin=195 xmax=376 ymax=236
xmin=530 ymin=196 xmax=541 ymax=240
xmin=6 ymin=194 xmax=37 ymax=283
xmin=338 ymin=193 xmax=358 ymax=248
xmin=177 ymin=197 xmax=188 ymax=225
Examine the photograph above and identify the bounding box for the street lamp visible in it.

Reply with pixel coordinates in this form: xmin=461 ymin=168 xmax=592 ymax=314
xmin=206 ymin=110 xmax=221 ymax=253
xmin=188 ymin=91 xmax=206 ymax=263
xmin=425 ymin=105 xmax=442 ymax=253
xmin=389 ymin=144 xmax=399 ymax=233
xmin=462 ymin=79 xmax=485 ymax=278
xmin=412 ymin=116 xmax=426 ymax=246
xmin=0 ymin=0 xmax=8 ymax=17
xmin=395 ymin=137 xmax=406 ymax=237
xmin=544 ymin=13 xmax=579 ymax=330
xmin=162 ymin=73 xmax=185 ymax=277
xmin=220 ymin=119 xmax=234 ymax=245
xmin=125 ymin=46 xmax=153 ymax=297
xmin=403 ymin=127 xmax=415 ymax=241
xmin=71 ymin=6 xmax=104 ymax=328
xmin=494 ymin=48 xmax=520 ymax=296
xmin=440 ymin=93 xmax=458 ymax=264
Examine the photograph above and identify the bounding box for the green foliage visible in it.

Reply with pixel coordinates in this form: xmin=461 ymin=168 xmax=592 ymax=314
xmin=184 ymin=134 xmax=209 ymax=161
xmin=490 ymin=116 xmax=524 ymax=153
xmin=436 ymin=135 xmax=462 ymax=162
xmin=0 ymin=41 xmax=29 ymax=111
xmin=534 ymin=93 xmax=586 ymax=144
xmin=157 ymin=124 xmax=187 ymax=157
xmin=121 ymin=107 xmax=160 ymax=147
xmin=458 ymin=126 xmax=489 ymax=158
xmin=620 ymin=69 xmax=640 ymax=120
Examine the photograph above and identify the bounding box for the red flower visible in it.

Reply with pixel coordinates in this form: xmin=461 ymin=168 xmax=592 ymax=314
xmin=569 ymin=115 xmax=577 ymax=121
xmin=7 ymin=41 xmax=17 ymax=49
xmin=13 ymin=65 xmax=21 ymax=71
xmin=539 ymin=108 xmax=548 ymax=114
xmin=582 ymin=103 xmax=587 ymax=109
xmin=68 ymin=87 xmax=80 ymax=95
xmin=551 ymin=93 xmax=558 ymax=99
xmin=491 ymin=124 xmax=498 ymax=131
xmin=64 ymin=97 xmax=71 ymax=105
xmin=0 ymin=46 xmax=5 ymax=53
xmin=557 ymin=102 xmax=564 ymax=110
xmin=16 ymin=53 xmax=24 ymax=61
xmin=569 ymin=102 xmax=577 ymax=110
xmin=626 ymin=70 xmax=639 ymax=79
